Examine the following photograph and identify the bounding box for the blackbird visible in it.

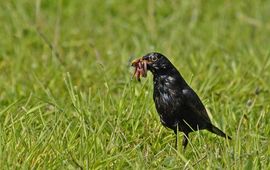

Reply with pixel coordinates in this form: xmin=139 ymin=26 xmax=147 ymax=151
xmin=131 ymin=52 xmax=231 ymax=149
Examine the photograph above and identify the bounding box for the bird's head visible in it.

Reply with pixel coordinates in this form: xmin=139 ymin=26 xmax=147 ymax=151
xmin=131 ymin=52 xmax=175 ymax=81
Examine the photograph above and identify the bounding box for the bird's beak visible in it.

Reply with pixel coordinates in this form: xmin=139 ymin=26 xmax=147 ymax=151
xmin=131 ymin=58 xmax=139 ymax=67
xmin=131 ymin=57 xmax=148 ymax=67
xmin=131 ymin=58 xmax=141 ymax=67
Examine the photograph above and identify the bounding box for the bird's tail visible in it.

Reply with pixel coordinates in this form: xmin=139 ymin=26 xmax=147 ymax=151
xmin=208 ymin=124 xmax=232 ymax=140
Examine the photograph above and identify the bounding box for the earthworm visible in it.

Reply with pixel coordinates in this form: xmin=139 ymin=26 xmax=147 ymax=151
xmin=132 ymin=59 xmax=147 ymax=81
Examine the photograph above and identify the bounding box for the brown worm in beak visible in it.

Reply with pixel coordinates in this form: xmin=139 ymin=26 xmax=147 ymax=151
xmin=131 ymin=59 xmax=147 ymax=81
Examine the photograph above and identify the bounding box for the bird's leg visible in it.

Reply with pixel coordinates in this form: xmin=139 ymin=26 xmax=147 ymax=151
xmin=175 ymin=134 xmax=178 ymax=150
xmin=182 ymin=133 xmax=189 ymax=150
xmin=174 ymin=128 xmax=178 ymax=150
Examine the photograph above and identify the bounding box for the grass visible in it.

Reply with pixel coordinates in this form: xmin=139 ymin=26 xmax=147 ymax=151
xmin=0 ymin=0 xmax=270 ymax=169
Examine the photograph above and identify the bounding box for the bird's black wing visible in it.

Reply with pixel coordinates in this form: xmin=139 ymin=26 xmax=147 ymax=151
xmin=182 ymin=88 xmax=211 ymax=122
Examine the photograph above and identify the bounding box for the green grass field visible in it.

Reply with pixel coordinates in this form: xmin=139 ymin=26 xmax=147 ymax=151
xmin=1 ymin=0 xmax=270 ymax=169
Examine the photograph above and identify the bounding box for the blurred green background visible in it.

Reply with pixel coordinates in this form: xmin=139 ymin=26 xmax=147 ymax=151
xmin=0 ymin=0 xmax=270 ymax=169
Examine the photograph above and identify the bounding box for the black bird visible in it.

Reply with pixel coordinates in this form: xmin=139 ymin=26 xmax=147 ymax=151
xmin=132 ymin=52 xmax=231 ymax=149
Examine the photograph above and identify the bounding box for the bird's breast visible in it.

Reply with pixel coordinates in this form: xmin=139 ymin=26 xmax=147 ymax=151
xmin=152 ymin=74 xmax=185 ymax=129
xmin=153 ymin=76 xmax=181 ymax=117
xmin=153 ymin=88 xmax=180 ymax=129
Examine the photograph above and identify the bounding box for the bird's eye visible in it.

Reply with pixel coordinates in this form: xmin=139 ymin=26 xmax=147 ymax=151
xmin=151 ymin=55 xmax=158 ymax=61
